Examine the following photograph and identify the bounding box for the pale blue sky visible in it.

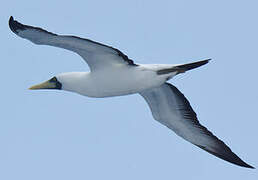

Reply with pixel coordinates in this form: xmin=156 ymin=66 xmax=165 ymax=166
xmin=1 ymin=0 xmax=258 ymax=179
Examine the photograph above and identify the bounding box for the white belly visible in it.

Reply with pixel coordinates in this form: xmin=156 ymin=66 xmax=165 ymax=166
xmin=79 ymin=66 xmax=168 ymax=98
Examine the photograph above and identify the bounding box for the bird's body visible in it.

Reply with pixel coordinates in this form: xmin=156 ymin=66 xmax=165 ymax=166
xmin=58 ymin=64 xmax=175 ymax=97
xmin=9 ymin=16 xmax=254 ymax=168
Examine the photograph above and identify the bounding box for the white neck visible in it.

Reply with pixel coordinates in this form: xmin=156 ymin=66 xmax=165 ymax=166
xmin=56 ymin=72 xmax=91 ymax=95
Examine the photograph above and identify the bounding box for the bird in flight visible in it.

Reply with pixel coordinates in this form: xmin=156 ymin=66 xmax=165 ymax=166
xmin=9 ymin=16 xmax=253 ymax=168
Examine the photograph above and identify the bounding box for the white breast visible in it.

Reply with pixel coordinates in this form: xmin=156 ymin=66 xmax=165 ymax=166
xmin=72 ymin=65 xmax=168 ymax=97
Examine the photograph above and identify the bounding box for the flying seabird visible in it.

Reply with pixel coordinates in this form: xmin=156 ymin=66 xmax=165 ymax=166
xmin=9 ymin=16 xmax=254 ymax=168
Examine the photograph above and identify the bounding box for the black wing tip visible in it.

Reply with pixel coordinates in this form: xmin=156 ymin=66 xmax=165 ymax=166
xmin=239 ymin=161 xmax=255 ymax=169
xmin=196 ymin=144 xmax=254 ymax=169
xmin=231 ymin=156 xmax=254 ymax=169
xmin=243 ymin=163 xmax=255 ymax=169
xmin=9 ymin=16 xmax=25 ymax=34
xmin=233 ymin=160 xmax=254 ymax=169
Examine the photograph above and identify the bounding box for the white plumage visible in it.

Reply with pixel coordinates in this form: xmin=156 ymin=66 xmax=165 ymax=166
xmin=9 ymin=16 xmax=253 ymax=168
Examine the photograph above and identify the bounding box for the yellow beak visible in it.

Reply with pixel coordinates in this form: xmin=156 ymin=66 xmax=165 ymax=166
xmin=29 ymin=80 xmax=57 ymax=90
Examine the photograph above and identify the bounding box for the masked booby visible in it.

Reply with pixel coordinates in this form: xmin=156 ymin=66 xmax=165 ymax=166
xmin=9 ymin=16 xmax=254 ymax=168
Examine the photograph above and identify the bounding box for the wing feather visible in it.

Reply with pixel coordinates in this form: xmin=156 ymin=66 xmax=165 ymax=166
xmin=140 ymin=83 xmax=253 ymax=168
xmin=9 ymin=16 xmax=137 ymax=71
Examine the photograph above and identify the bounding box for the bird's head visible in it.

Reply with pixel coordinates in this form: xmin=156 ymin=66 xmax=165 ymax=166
xmin=28 ymin=72 xmax=88 ymax=95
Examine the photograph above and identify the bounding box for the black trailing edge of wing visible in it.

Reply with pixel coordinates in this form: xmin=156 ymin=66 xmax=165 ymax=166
xmin=167 ymin=84 xmax=254 ymax=169
xmin=114 ymin=48 xmax=137 ymax=66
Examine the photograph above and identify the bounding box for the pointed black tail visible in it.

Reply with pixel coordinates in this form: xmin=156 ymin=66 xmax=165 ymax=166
xmin=157 ymin=59 xmax=211 ymax=75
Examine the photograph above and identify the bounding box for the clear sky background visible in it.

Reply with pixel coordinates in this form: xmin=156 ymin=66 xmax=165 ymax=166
xmin=1 ymin=0 xmax=258 ymax=179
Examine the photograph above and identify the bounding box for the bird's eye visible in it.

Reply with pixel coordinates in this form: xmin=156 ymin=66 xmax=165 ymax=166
xmin=49 ymin=77 xmax=58 ymax=83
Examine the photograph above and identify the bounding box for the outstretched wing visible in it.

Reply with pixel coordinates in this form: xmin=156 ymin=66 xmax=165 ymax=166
xmin=9 ymin=16 xmax=137 ymax=71
xmin=140 ymin=83 xmax=253 ymax=168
